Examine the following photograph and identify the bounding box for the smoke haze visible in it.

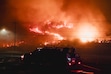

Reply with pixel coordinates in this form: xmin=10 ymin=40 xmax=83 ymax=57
xmin=0 ymin=0 xmax=111 ymax=46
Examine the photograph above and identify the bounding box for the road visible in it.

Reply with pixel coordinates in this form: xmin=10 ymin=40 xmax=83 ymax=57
xmin=70 ymin=64 xmax=101 ymax=74
xmin=0 ymin=59 xmax=101 ymax=74
xmin=0 ymin=53 xmax=105 ymax=74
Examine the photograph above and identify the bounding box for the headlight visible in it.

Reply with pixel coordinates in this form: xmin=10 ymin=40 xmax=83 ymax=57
xmin=20 ymin=55 xmax=24 ymax=60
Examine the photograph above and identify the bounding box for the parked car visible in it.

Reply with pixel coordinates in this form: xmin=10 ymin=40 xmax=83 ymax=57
xmin=20 ymin=47 xmax=82 ymax=74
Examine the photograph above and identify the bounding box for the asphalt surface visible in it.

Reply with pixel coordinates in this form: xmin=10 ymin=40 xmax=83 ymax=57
xmin=0 ymin=58 xmax=100 ymax=74
xmin=0 ymin=53 xmax=109 ymax=74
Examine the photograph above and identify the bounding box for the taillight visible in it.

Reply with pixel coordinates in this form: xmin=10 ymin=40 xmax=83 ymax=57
xmin=78 ymin=62 xmax=81 ymax=64
xmin=72 ymin=59 xmax=75 ymax=63
xmin=21 ymin=55 xmax=24 ymax=60
xmin=69 ymin=62 xmax=71 ymax=66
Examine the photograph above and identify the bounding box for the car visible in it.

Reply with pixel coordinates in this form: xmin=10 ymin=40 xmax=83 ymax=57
xmin=20 ymin=47 xmax=82 ymax=74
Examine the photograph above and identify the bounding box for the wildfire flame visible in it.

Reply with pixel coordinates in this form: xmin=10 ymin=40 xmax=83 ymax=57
xmin=7 ymin=0 xmax=109 ymax=46
xmin=29 ymin=26 xmax=65 ymax=41
xmin=76 ymin=24 xmax=99 ymax=43
xmin=30 ymin=27 xmax=44 ymax=34
xmin=29 ymin=15 xmax=106 ymax=44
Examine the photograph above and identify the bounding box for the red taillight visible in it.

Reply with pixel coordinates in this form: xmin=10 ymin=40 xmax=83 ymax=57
xmin=69 ymin=62 xmax=71 ymax=65
xmin=72 ymin=59 xmax=75 ymax=63
xmin=78 ymin=62 xmax=81 ymax=64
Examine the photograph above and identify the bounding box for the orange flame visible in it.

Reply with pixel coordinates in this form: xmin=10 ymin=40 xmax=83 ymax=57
xmin=76 ymin=24 xmax=99 ymax=43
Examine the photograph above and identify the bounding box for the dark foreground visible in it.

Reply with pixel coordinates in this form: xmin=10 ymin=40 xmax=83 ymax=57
xmin=0 ymin=58 xmax=99 ymax=74
xmin=0 ymin=52 xmax=110 ymax=74
xmin=0 ymin=54 xmax=105 ymax=74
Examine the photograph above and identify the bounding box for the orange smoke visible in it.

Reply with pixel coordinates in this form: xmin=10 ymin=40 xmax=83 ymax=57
xmin=7 ymin=0 xmax=109 ymax=45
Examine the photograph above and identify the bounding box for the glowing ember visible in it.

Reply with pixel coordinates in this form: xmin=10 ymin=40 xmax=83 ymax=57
xmin=44 ymin=42 xmax=49 ymax=46
xmin=2 ymin=41 xmax=24 ymax=48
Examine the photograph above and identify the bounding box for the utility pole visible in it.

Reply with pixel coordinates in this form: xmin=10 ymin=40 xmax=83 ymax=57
xmin=13 ymin=21 xmax=16 ymax=50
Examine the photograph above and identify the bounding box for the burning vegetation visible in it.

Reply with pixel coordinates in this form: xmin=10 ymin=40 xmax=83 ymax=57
xmin=0 ymin=0 xmax=110 ymax=47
